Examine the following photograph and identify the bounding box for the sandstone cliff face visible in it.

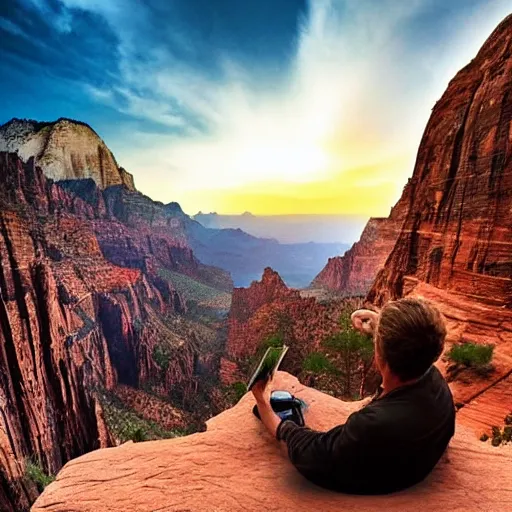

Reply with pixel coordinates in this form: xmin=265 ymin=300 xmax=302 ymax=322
xmin=0 ymin=118 xmax=135 ymax=190
xmin=364 ymin=17 xmax=512 ymax=417
xmin=32 ymin=372 xmax=512 ymax=512
xmin=367 ymin=16 xmax=512 ymax=345
xmin=312 ymin=180 xmax=412 ymax=295
xmin=0 ymin=153 xmax=222 ymax=511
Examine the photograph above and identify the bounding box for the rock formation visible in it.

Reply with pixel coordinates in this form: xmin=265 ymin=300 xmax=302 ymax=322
xmin=32 ymin=372 xmax=512 ymax=512
xmin=0 ymin=152 xmax=228 ymax=511
xmin=224 ymin=268 xmax=356 ymax=386
xmin=362 ymin=16 xmax=512 ymax=421
xmin=311 ymin=180 xmax=412 ymax=295
xmin=0 ymin=118 xmax=135 ymax=190
xmin=367 ymin=15 xmax=512 ymax=355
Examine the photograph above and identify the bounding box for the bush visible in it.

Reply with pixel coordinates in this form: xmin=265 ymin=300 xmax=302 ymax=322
xmin=25 ymin=460 xmax=55 ymax=492
xmin=448 ymin=343 xmax=494 ymax=367
xmin=122 ymin=425 xmax=148 ymax=443
xmin=231 ymin=382 xmax=247 ymax=401
xmin=153 ymin=344 xmax=171 ymax=370
xmin=302 ymin=352 xmax=336 ymax=374
xmin=480 ymin=412 xmax=512 ymax=447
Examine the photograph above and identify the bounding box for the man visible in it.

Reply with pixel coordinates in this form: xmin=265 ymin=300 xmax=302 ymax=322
xmin=252 ymin=297 xmax=456 ymax=494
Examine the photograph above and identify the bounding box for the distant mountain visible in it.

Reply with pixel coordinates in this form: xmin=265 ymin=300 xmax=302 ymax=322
xmin=0 ymin=117 xmax=348 ymax=288
xmin=193 ymin=212 xmax=368 ymax=245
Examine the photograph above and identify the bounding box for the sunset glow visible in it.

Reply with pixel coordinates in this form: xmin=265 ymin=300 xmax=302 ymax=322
xmin=2 ymin=0 xmax=511 ymax=215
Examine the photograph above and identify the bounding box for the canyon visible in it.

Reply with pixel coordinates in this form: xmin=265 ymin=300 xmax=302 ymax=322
xmin=0 ymin=152 xmax=232 ymax=511
xmin=3 ymin=11 xmax=512 ymax=512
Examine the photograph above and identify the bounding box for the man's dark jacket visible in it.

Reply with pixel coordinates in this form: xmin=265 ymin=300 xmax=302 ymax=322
xmin=277 ymin=366 xmax=455 ymax=494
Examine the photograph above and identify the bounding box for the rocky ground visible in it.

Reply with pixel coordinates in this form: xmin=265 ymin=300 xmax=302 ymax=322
xmin=32 ymin=372 xmax=512 ymax=512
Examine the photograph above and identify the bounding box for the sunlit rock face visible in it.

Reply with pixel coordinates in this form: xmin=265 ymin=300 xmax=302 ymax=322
xmin=0 ymin=118 xmax=135 ymax=190
xmin=366 ymin=16 xmax=512 ymax=415
xmin=311 ymin=190 xmax=411 ymax=296
xmin=32 ymin=372 xmax=512 ymax=512
xmin=368 ymin=15 xmax=512 ymax=309
xmin=367 ymin=14 xmax=512 ymax=340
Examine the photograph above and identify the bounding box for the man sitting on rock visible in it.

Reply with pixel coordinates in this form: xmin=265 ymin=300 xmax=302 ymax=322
xmin=252 ymin=297 xmax=456 ymax=494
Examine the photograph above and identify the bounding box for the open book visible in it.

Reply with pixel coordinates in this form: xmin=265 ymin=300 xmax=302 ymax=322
xmin=247 ymin=345 xmax=289 ymax=390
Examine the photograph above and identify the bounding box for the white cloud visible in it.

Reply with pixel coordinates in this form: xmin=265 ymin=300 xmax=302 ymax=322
xmin=57 ymin=0 xmax=512 ymax=210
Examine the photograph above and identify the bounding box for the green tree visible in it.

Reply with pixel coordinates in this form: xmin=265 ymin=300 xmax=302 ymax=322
xmin=322 ymin=312 xmax=374 ymax=398
xmin=302 ymin=352 xmax=336 ymax=374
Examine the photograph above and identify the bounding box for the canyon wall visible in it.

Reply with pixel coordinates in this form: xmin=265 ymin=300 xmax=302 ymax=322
xmin=311 ymin=180 xmax=412 ymax=296
xmin=0 ymin=153 xmax=222 ymax=511
xmin=367 ymin=15 xmax=512 ymax=335
xmin=365 ymin=16 xmax=512 ymax=413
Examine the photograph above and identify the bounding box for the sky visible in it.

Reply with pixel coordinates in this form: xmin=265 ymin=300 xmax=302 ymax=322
xmin=1 ymin=0 xmax=512 ymax=216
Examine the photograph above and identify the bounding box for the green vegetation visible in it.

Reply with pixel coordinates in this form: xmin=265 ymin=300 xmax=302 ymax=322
xmin=302 ymin=352 xmax=336 ymax=374
xmin=157 ymin=268 xmax=231 ymax=309
xmin=24 ymin=459 xmax=55 ymax=492
xmin=260 ymin=334 xmax=285 ymax=352
xmin=321 ymin=312 xmax=375 ymax=398
xmin=223 ymin=381 xmax=248 ymax=406
xmin=153 ymin=344 xmax=172 ymax=371
xmin=100 ymin=391 xmax=187 ymax=443
xmin=448 ymin=342 xmax=494 ymax=368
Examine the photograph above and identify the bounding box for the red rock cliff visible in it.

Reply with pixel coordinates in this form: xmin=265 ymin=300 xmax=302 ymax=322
xmin=312 ymin=180 xmax=412 ymax=296
xmin=0 ymin=153 xmax=216 ymax=511
xmin=367 ymin=16 xmax=512 ymax=313
xmin=224 ymin=268 xmax=353 ymax=383
xmin=367 ymin=17 xmax=512 ymax=406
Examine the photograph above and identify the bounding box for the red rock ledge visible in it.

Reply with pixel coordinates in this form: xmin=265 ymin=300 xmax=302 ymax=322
xmin=33 ymin=372 xmax=511 ymax=512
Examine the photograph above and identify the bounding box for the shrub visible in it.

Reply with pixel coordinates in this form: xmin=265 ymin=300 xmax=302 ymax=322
xmin=153 ymin=344 xmax=171 ymax=370
xmin=122 ymin=425 xmax=148 ymax=443
xmin=25 ymin=460 xmax=55 ymax=492
xmin=260 ymin=334 xmax=285 ymax=352
xmin=480 ymin=412 xmax=512 ymax=447
xmin=302 ymin=352 xmax=336 ymax=374
xmin=448 ymin=342 xmax=494 ymax=367
xmin=231 ymin=382 xmax=247 ymax=402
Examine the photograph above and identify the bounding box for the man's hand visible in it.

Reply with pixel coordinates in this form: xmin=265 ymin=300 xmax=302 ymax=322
xmin=351 ymin=309 xmax=379 ymax=336
xmin=251 ymin=377 xmax=282 ymax=438
xmin=251 ymin=377 xmax=271 ymax=405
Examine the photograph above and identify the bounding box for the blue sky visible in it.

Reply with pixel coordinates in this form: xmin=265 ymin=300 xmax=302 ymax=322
xmin=1 ymin=0 xmax=512 ymax=215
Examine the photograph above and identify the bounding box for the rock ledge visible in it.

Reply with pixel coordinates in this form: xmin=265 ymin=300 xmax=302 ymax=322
xmin=33 ymin=372 xmax=511 ymax=512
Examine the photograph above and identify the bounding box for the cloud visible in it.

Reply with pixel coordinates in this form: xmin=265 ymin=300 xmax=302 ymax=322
xmin=8 ymin=0 xmax=512 ymax=214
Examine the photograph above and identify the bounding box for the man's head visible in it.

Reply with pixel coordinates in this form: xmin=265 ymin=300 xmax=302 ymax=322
xmin=374 ymin=297 xmax=447 ymax=382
